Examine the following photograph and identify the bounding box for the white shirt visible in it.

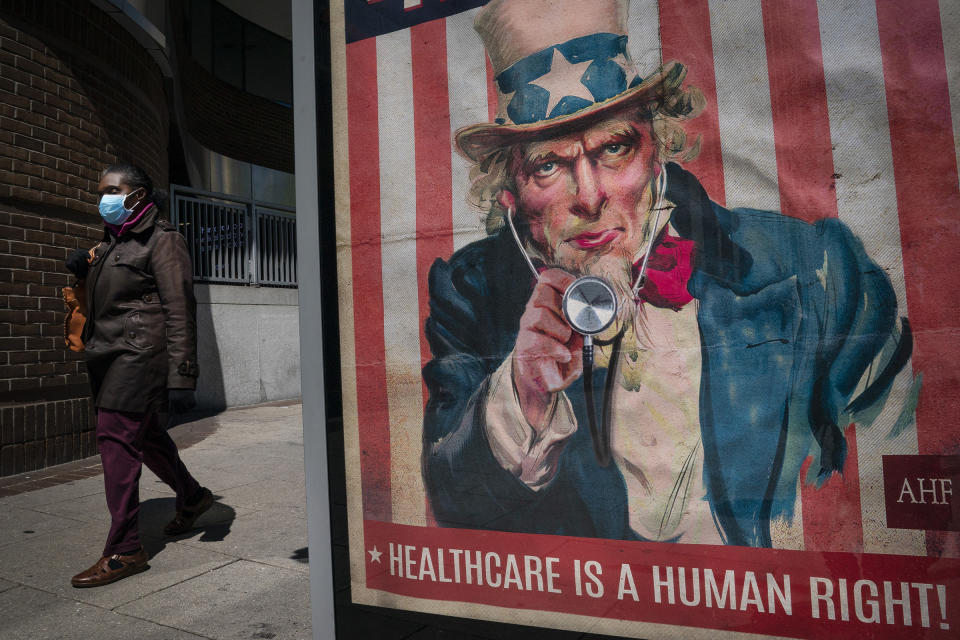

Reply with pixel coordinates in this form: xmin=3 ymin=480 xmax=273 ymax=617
xmin=484 ymin=299 xmax=725 ymax=544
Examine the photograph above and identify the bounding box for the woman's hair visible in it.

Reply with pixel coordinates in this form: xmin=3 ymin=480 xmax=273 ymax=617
xmin=102 ymin=163 xmax=168 ymax=211
xmin=465 ymin=72 xmax=705 ymax=235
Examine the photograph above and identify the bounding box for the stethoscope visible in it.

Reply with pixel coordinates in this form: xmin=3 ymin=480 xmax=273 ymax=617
xmin=506 ymin=166 xmax=668 ymax=465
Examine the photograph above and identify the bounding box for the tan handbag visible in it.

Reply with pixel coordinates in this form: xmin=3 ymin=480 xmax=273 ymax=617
xmin=62 ymin=245 xmax=99 ymax=352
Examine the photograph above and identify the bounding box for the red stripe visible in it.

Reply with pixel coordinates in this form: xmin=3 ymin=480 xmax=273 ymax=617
xmin=412 ymin=21 xmax=455 ymax=373
xmin=762 ymin=0 xmax=838 ymax=222
xmin=412 ymin=21 xmax=454 ymax=528
xmin=347 ymin=39 xmax=392 ymax=523
xmin=658 ymin=0 xmax=725 ymax=206
xmin=485 ymin=55 xmax=497 ymax=122
xmin=800 ymin=425 xmax=864 ymax=553
xmin=875 ymin=0 xmax=960 ymax=557
xmin=762 ymin=0 xmax=863 ymax=550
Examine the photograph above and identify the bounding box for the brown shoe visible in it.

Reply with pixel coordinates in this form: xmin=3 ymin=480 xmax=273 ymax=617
xmin=164 ymin=487 xmax=214 ymax=536
xmin=71 ymin=549 xmax=149 ymax=588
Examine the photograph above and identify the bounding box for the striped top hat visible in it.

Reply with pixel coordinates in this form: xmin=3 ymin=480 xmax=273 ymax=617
xmin=455 ymin=0 xmax=684 ymax=162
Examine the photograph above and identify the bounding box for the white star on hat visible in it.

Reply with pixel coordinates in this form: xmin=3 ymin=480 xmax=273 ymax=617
xmin=529 ymin=48 xmax=595 ymax=117
xmin=368 ymin=546 xmax=382 ymax=563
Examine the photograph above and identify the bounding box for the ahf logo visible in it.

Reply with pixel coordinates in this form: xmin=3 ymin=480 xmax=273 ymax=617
xmin=883 ymin=455 xmax=960 ymax=531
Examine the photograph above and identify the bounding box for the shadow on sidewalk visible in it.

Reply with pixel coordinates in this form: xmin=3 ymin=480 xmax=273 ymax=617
xmin=290 ymin=546 xmax=308 ymax=563
xmin=138 ymin=494 xmax=236 ymax=557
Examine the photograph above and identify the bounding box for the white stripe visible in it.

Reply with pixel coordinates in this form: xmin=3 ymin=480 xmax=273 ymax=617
xmin=818 ymin=0 xmax=922 ymax=556
xmin=708 ymin=0 xmax=781 ymax=212
xmin=627 ymin=0 xmax=662 ymax=78
xmin=376 ymin=29 xmax=426 ymax=527
xmin=818 ymin=0 xmax=907 ymax=310
xmin=940 ymin=0 xmax=960 ymax=189
xmin=448 ymin=7 xmax=488 ymax=252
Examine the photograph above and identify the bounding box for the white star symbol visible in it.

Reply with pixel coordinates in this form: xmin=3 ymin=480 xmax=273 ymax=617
xmin=368 ymin=546 xmax=382 ymax=563
xmin=529 ymin=48 xmax=595 ymax=117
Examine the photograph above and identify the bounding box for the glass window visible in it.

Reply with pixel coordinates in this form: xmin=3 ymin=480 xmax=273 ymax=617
xmin=244 ymin=22 xmax=293 ymax=105
xmin=189 ymin=0 xmax=213 ymax=71
xmin=212 ymin=1 xmax=243 ymax=88
xmin=188 ymin=1 xmax=293 ymax=106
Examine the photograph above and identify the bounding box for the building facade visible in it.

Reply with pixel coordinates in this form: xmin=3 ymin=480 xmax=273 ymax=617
xmin=0 ymin=0 xmax=298 ymax=477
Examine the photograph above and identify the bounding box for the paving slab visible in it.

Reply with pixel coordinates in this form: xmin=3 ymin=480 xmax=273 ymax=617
xmin=178 ymin=506 xmax=308 ymax=573
xmin=117 ymin=559 xmax=311 ymax=640
xmin=0 ymin=578 xmax=15 ymax=594
xmin=178 ymin=451 xmax=304 ymax=491
xmin=201 ymin=415 xmax=303 ymax=444
xmin=0 ymin=505 xmax=88 ymax=550
xmin=140 ymin=470 xmax=178 ymax=496
xmin=28 ymin=490 xmax=112 ymax=526
xmin=196 ymin=429 xmax=304 ymax=456
xmin=0 ymin=476 xmax=106 ymax=509
xmin=136 ymin=489 xmax=255 ymax=538
xmin=0 ymin=585 xmax=207 ymax=640
xmin=0 ymin=519 xmax=235 ymax=610
xmin=215 ymin=477 xmax=306 ymax=511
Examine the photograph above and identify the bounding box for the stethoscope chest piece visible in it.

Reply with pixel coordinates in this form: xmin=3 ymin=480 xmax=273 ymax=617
xmin=561 ymin=276 xmax=618 ymax=337
xmin=561 ymin=275 xmax=620 ymax=467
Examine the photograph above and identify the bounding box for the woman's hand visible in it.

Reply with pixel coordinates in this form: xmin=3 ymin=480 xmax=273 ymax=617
xmin=169 ymin=389 xmax=197 ymax=414
xmin=66 ymin=248 xmax=91 ymax=279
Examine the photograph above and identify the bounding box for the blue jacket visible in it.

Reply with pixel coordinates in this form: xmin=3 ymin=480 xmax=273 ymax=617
xmin=422 ymin=164 xmax=907 ymax=547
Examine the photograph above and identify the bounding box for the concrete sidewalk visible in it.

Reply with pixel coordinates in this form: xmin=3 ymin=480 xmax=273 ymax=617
xmin=0 ymin=402 xmax=311 ymax=640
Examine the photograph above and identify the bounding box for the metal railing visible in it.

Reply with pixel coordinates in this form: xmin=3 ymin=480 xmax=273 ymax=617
xmin=170 ymin=185 xmax=297 ymax=287
xmin=256 ymin=208 xmax=298 ymax=286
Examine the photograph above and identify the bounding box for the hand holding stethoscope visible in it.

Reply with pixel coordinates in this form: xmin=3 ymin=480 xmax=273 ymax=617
xmin=511 ymin=268 xmax=587 ymax=433
xmin=507 ymin=166 xmax=668 ymax=465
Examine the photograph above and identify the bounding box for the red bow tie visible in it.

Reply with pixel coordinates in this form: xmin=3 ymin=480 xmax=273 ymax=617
xmin=532 ymin=232 xmax=695 ymax=310
xmin=633 ymin=233 xmax=696 ymax=310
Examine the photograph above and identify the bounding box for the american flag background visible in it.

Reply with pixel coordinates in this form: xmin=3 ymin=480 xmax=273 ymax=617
xmin=331 ymin=0 xmax=960 ymax=635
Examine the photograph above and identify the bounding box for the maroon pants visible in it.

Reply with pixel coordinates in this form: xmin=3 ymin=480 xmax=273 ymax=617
xmin=96 ymin=409 xmax=201 ymax=556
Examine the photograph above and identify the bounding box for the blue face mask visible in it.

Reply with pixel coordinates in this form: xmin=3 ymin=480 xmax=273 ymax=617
xmin=98 ymin=193 xmax=136 ymax=225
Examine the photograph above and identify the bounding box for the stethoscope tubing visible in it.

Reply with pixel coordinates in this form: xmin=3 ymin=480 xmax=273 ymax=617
xmin=505 ymin=165 xmax=668 ymax=465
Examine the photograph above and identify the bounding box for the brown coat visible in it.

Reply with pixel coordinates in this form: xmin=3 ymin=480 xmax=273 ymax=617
xmin=81 ymin=205 xmax=198 ymax=413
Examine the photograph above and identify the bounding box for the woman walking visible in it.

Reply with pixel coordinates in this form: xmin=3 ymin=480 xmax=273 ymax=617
xmin=66 ymin=163 xmax=213 ymax=588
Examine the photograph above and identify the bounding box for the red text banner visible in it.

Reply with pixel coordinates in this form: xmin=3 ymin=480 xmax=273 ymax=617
xmin=364 ymin=520 xmax=959 ymax=639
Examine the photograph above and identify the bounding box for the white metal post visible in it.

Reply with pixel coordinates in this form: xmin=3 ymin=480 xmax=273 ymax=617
xmin=292 ymin=0 xmax=336 ymax=638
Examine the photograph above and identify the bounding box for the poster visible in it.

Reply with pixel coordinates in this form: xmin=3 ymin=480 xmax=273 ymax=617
xmin=330 ymin=0 xmax=960 ymax=637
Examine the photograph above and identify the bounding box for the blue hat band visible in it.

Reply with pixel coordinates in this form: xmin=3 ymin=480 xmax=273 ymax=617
xmin=496 ymin=33 xmax=643 ymax=126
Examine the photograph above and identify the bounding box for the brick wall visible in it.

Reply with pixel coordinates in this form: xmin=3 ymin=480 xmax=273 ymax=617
xmin=0 ymin=397 xmax=96 ymax=475
xmin=0 ymin=0 xmax=168 ymax=210
xmin=0 ymin=1 xmax=169 ymax=476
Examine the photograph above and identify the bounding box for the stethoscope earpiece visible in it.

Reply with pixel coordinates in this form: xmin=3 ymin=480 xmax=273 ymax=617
xmin=631 ymin=165 xmax=668 ymax=298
